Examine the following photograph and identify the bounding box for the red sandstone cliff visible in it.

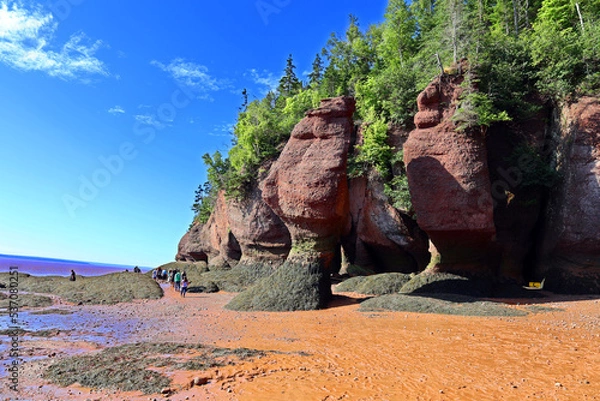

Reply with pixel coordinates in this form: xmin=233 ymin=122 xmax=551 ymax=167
xmin=539 ymin=97 xmax=600 ymax=293
xmin=177 ymin=85 xmax=600 ymax=298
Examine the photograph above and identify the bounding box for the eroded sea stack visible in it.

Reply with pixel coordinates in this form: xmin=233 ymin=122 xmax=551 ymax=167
xmin=226 ymin=97 xmax=355 ymax=310
xmin=403 ymin=75 xmax=496 ymax=276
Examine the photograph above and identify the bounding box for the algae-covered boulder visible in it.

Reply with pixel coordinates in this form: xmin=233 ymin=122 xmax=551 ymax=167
xmin=226 ymin=255 xmax=328 ymax=311
xmin=334 ymin=273 xmax=413 ymax=295
xmin=359 ymin=293 xmax=527 ymax=317
xmin=192 ymin=263 xmax=275 ymax=293
xmin=0 ymin=272 xmax=162 ymax=305
xmin=399 ymin=271 xmax=493 ymax=298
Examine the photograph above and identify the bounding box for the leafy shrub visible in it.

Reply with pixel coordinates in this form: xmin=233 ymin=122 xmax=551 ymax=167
xmin=350 ymin=115 xmax=392 ymax=178
xmin=452 ymin=76 xmax=511 ymax=133
xmin=384 ymin=174 xmax=412 ymax=211
xmin=355 ymin=66 xmax=419 ymax=127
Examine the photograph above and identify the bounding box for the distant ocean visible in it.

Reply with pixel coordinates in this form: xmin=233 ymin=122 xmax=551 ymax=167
xmin=0 ymin=254 xmax=151 ymax=277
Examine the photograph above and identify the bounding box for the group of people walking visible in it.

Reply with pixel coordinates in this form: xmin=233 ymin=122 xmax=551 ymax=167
xmin=152 ymin=267 xmax=189 ymax=297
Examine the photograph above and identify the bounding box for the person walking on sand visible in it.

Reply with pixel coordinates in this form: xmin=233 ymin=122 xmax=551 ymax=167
xmin=180 ymin=278 xmax=189 ymax=298
xmin=152 ymin=268 xmax=158 ymax=281
xmin=174 ymin=270 xmax=182 ymax=291
xmin=69 ymin=270 xmax=76 ymax=281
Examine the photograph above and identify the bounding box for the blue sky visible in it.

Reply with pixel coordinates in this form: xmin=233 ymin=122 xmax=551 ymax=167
xmin=0 ymin=0 xmax=387 ymax=267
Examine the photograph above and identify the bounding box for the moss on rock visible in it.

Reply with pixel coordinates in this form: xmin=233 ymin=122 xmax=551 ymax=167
xmin=0 ymin=272 xmax=162 ymax=305
xmin=360 ymin=294 xmax=528 ymax=317
xmin=193 ymin=263 xmax=276 ymax=293
xmin=399 ymin=271 xmax=494 ymax=297
xmin=225 ymin=257 xmax=330 ymax=311
xmin=334 ymin=273 xmax=413 ymax=295
xmin=0 ymin=293 xmax=53 ymax=309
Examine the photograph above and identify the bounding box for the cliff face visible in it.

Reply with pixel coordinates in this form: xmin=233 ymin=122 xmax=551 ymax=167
xmin=177 ymin=189 xmax=290 ymax=269
xmin=539 ymin=97 xmax=600 ymax=293
xmin=177 ymin=80 xmax=600 ymax=303
xmin=343 ymin=174 xmax=429 ymax=274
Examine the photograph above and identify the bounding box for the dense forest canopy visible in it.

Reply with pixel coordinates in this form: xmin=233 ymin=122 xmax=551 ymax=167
xmin=192 ymin=0 xmax=600 ymax=224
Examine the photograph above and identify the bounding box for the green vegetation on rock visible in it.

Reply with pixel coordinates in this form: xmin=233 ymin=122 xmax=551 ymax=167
xmin=400 ymin=272 xmax=494 ymax=298
xmin=44 ymin=342 xmax=266 ymax=395
xmin=226 ymin=258 xmax=328 ymax=311
xmin=334 ymin=273 xmax=413 ymax=295
xmin=192 ymin=263 xmax=276 ymax=293
xmin=359 ymin=293 xmax=529 ymax=317
xmin=0 ymin=292 xmax=53 ymax=309
xmin=0 ymin=272 xmax=162 ymax=305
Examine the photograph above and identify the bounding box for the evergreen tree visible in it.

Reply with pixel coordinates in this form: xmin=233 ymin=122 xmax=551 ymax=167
xmin=536 ymin=0 xmax=577 ymax=30
xmin=278 ymin=54 xmax=302 ymax=97
xmin=380 ymin=0 xmax=417 ymax=68
xmin=308 ymin=53 xmax=324 ymax=88
xmin=321 ymin=15 xmax=376 ymax=96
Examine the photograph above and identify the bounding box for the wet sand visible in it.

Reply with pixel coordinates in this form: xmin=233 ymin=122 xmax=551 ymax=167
xmin=4 ymin=284 xmax=600 ymax=401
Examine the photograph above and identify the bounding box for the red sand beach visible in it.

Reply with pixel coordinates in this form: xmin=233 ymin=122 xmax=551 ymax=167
xmin=5 ymin=284 xmax=600 ymax=401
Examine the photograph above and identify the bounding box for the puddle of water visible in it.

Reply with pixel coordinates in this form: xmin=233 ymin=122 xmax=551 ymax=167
xmin=0 ymin=309 xmax=143 ymax=379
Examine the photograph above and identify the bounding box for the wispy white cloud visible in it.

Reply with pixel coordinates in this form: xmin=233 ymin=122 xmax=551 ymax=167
xmin=134 ymin=114 xmax=169 ymax=129
xmin=0 ymin=1 xmax=108 ymax=80
xmin=208 ymin=122 xmax=234 ymax=137
xmin=108 ymin=105 xmax=125 ymax=115
xmin=151 ymin=58 xmax=231 ymax=100
xmin=246 ymin=68 xmax=280 ymax=94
